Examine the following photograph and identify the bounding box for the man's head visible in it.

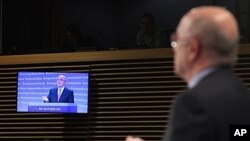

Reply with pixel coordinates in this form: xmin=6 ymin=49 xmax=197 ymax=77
xmin=172 ymin=6 xmax=239 ymax=82
xmin=140 ymin=13 xmax=155 ymax=33
xmin=57 ymin=75 xmax=66 ymax=88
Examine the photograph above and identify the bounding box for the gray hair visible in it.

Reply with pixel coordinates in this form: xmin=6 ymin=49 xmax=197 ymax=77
xmin=187 ymin=17 xmax=239 ymax=64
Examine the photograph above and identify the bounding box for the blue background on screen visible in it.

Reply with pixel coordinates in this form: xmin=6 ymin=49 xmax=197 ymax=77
xmin=17 ymin=72 xmax=88 ymax=113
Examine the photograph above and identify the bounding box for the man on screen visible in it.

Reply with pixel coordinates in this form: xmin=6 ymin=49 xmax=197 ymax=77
xmin=42 ymin=74 xmax=74 ymax=103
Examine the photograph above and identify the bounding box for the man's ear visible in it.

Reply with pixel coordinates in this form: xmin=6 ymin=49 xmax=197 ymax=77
xmin=187 ymin=38 xmax=201 ymax=62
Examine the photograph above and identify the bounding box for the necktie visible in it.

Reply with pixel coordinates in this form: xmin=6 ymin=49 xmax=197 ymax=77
xmin=58 ymin=88 xmax=62 ymax=102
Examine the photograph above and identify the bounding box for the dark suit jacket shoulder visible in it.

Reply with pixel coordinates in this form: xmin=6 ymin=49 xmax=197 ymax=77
xmin=165 ymin=65 xmax=250 ymax=141
xmin=48 ymin=87 xmax=74 ymax=103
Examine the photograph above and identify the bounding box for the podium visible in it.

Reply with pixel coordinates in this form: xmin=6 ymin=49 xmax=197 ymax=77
xmin=28 ymin=102 xmax=77 ymax=113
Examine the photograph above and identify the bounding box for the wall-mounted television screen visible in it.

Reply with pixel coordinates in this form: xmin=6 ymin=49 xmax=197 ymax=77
xmin=17 ymin=72 xmax=88 ymax=113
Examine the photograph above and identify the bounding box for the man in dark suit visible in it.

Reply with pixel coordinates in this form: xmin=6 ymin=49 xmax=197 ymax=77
xmin=126 ymin=6 xmax=250 ymax=141
xmin=42 ymin=75 xmax=74 ymax=103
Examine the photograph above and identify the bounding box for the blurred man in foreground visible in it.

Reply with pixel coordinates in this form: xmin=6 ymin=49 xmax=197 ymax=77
xmin=126 ymin=6 xmax=250 ymax=141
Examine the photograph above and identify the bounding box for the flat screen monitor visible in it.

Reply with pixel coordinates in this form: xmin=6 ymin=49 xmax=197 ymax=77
xmin=17 ymin=72 xmax=89 ymax=113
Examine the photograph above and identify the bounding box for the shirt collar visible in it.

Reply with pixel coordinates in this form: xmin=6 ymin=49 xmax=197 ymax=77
xmin=58 ymin=87 xmax=65 ymax=92
xmin=188 ymin=67 xmax=216 ymax=89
